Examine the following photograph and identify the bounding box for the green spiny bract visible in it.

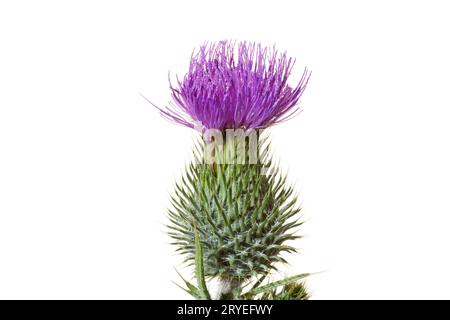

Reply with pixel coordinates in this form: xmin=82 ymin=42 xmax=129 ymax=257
xmin=167 ymin=134 xmax=303 ymax=285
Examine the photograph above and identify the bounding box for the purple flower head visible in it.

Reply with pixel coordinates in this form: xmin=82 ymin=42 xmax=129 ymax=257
xmin=155 ymin=40 xmax=310 ymax=131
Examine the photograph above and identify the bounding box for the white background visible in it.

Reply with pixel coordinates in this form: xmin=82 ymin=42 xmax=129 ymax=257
xmin=1 ymin=0 xmax=449 ymax=299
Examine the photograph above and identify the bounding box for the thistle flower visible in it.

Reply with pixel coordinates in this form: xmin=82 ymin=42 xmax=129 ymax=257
xmin=155 ymin=40 xmax=310 ymax=131
xmin=153 ymin=40 xmax=312 ymax=300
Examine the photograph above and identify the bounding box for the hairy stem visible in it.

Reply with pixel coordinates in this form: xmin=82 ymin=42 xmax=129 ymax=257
xmin=214 ymin=278 xmax=242 ymax=300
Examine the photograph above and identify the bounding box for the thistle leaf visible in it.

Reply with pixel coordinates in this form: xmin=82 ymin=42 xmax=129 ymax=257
xmin=174 ymin=269 xmax=202 ymax=299
xmin=243 ymin=273 xmax=310 ymax=299
xmin=259 ymin=282 xmax=310 ymax=300
xmin=194 ymin=227 xmax=211 ymax=300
